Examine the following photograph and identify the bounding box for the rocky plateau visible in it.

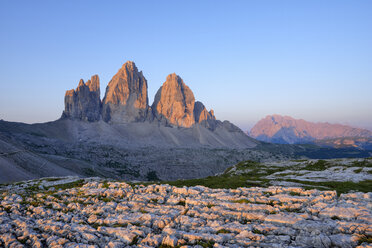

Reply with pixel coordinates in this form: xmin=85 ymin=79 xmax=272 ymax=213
xmin=0 ymin=177 xmax=371 ymax=248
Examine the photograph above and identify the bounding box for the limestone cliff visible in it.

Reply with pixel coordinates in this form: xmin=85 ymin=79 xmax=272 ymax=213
xmin=152 ymin=74 xmax=195 ymax=128
xmin=194 ymin=101 xmax=217 ymax=130
xmin=102 ymin=61 xmax=149 ymax=123
xmin=62 ymin=75 xmax=101 ymax=122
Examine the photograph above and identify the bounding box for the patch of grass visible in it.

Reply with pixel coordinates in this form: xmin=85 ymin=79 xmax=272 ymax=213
xmin=252 ymin=228 xmax=263 ymax=234
xmin=352 ymin=160 xmax=372 ymax=168
xmin=217 ymin=229 xmax=231 ymax=234
xmin=100 ymin=197 xmax=112 ymax=203
xmin=235 ymin=160 xmax=260 ymax=171
xmin=303 ymin=160 xmax=329 ymax=171
xmin=102 ymin=181 xmax=110 ymax=189
xmin=196 ymin=240 xmax=215 ymax=248
xmin=140 ymin=209 xmax=148 ymax=214
xmin=163 ymin=174 xmax=268 ymax=189
xmin=112 ymin=223 xmax=128 ymax=228
xmin=283 ymin=207 xmax=302 ymax=213
xmin=206 ymin=203 xmax=215 ymax=208
xmin=49 ymin=179 xmax=85 ymax=191
xmin=232 ymin=199 xmax=252 ymax=204
xmin=358 ymin=234 xmax=372 ymax=245
xmin=353 ymin=168 xmax=363 ymax=173
xmin=289 ymin=191 xmax=301 ymax=196
xmin=286 ymin=179 xmax=372 ymax=195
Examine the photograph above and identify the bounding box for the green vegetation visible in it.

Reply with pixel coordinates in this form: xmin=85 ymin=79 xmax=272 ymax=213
xmin=216 ymin=229 xmax=231 ymax=234
xmin=48 ymin=179 xmax=85 ymax=191
xmin=352 ymin=159 xmax=372 ymax=168
xmin=303 ymin=160 xmax=329 ymax=171
xmin=196 ymin=240 xmax=216 ymax=248
xmin=102 ymin=181 xmax=110 ymax=189
xmin=155 ymin=158 xmax=372 ymax=195
xmin=285 ymin=179 xmax=372 ymax=195
xmin=252 ymin=228 xmax=263 ymax=234
xmin=177 ymin=200 xmax=186 ymax=206
xmin=232 ymin=199 xmax=252 ymax=204
xmin=206 ymin=203 xmax=216 ymax=208
xmin=289 ymin=191 xmax=302 ymax=196
xmin=358 ymin=234 xmax=372 ymax=245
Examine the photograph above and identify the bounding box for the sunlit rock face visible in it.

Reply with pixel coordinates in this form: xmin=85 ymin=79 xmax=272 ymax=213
xmin=152 ymin=73 xmax=195 ymax=128
xmin=102 ymin=61 xmax=149 ymax=123
xmin=62 ymin=75 xmax=101 ymax=122
xmin=194 ymin=101 xmax=217 ymax=130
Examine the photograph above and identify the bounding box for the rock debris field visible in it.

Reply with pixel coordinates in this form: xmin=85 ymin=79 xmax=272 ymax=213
xmin=0 ymin=177 xmax=371 ymax=248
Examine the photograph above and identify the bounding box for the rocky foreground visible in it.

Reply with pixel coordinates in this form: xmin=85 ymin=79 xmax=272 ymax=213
xmin=0 ymin=177 xmax=371 ymax=248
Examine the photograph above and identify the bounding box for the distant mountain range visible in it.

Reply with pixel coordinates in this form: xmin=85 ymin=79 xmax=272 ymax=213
xmin=250 ymin=114 xmax=372 ymax=149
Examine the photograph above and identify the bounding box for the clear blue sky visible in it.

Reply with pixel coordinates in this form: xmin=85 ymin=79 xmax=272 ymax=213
xmin=0 ymin=0 xmax=371 ymax=131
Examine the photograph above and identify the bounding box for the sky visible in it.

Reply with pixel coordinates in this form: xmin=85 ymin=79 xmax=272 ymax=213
xmin=0 ymin=0 xmax=371 ymax=131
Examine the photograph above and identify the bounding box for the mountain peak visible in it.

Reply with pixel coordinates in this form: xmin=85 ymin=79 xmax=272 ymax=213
xmin=250 ymin=114 xmax=372 ymax=144
xmin=152 ymin=74 xmax=195 ymax=128
xmin=62 ymin=75 xmax=101 ymax=122
xmin=102 ymin=61 xmax=149 ymax=123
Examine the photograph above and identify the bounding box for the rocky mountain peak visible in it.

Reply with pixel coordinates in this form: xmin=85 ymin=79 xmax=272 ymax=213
xmin=62 ymin=75 xmax=101 ymax=122
xmin=194 ymin=101 xmax=217 ymax=130
xmin=152 ymin=74 xmax=195 ymax=128
xmin=102 ymin=61 xmax=149 ymax=122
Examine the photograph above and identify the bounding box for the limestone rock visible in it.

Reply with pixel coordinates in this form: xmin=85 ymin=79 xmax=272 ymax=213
xmin=62 ymin=75 xmax=101 ymax=122
xmin=152 ymin=73 xmax=195 ymax=128
xmin=194 ymin=101 xmax=217 ymax=130
xmin=102 ymin=61 xmax=149 ymax=123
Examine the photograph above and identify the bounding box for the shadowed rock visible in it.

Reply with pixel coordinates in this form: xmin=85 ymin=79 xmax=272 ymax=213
xmin=194 ymin=101 xmax=217 ymax=130
xmin=152 ymin=73 xmax=195 ymax=128
xmin=102 ymin=61 xmax=149 ymax=123
xmin=62 ymin=75 xmax=101 ymax=122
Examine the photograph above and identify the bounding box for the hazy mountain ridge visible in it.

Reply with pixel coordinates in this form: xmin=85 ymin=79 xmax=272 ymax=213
xmin=250 ymin=114 xmax=372 ymax=147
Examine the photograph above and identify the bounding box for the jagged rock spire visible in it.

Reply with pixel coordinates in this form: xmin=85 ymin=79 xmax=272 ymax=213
xmin=152 ymin=73 xmax=195 ymax=128
xmin=102 ymin=61 xmax=149 ymax=122
xmin=62 ymin=75 xmax=101 ymax=122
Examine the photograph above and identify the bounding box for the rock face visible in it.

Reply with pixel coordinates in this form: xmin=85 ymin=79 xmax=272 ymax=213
xmin=152 ymin=73 xmax=195 ymax=128
xmin=60 ymin=61 xmax=248 ymax=136
xmin=62 ymin=75 xmax=101 ymax=122
xmin=250 ymin=114 xmax=372 ymax=144
xmin=194 ymin=101 xmax=217 ymax=130
xmin=102 ymin=61 xmax=149 ymax=123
